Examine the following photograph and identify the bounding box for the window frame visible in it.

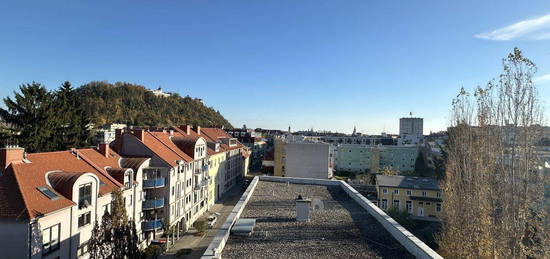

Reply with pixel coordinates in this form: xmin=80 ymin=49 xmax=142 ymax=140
xmin=42 ymin=224 xmax=60 ymax=255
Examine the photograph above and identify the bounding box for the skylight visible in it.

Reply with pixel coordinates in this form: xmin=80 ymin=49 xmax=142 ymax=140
xmin=37 ymin=186 xmax=59 ymax=200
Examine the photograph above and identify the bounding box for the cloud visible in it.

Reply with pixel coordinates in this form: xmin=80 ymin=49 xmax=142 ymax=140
xmin=475 ymin=13 xmax=550 ymax=40
xmin=534 ymin=74 xmax=550 ymax=83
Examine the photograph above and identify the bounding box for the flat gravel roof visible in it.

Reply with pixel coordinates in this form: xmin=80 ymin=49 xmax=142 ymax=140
xmin=223 ymin=181 xmax=413 ymax=259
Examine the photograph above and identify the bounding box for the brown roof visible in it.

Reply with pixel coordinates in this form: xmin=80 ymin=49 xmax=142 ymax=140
xmin=142 ymin=131 xmax=193 ymax=165
xmin=48 ymin=171 xmax=87 ymax=200
xmin=121 ymin=157 xmax=150 ymax=173
xmin=0 ymin=148 xmax=126 ymax=220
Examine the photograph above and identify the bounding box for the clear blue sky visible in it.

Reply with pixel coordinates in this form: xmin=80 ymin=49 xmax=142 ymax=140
xmin=1 ymin=0 xmax=550 ymax=134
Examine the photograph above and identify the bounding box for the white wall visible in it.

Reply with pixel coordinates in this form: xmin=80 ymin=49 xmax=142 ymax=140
xmin=285 ymin=142 xmax=331 ymax=179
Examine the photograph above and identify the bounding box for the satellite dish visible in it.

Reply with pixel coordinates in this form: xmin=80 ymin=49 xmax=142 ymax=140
xmin=311 ymin=198 xmax=324 ymax=210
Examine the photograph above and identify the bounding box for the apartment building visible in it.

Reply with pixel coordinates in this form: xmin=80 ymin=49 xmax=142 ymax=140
xmin=274 ymin=137 xmax=333 ymax=179
xmin=336 ymin=145 xmax=418 ymax=173
xmin=0 ymin=144 xmax=148 ymax=259
xmin=112 ymin=125 xmax=249 ymax=242
xmin=375 ymin=175 xmax=443 ymax=221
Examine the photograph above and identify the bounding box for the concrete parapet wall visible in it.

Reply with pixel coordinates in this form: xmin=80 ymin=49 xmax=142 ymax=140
xmin=201 ymin=177 xmax=259 ymax=259
xmin=202 ymin=176 xmax=443 ymax=259
xmin=260 ymin=176 xmax=443 ymax=259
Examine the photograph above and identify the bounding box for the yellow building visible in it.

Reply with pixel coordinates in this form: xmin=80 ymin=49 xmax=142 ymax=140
xmin=375 ymin=175 xmax=443 ymax=221
xmin=207 ymin=151 xmax=225 ymax=209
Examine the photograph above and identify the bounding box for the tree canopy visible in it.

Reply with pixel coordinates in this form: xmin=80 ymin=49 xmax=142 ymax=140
xmin=76 ymin=81 xmax=232 ymax=128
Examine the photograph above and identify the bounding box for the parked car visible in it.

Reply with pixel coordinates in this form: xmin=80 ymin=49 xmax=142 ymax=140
xmin=207 ymin=215 xmax=217 ymax=228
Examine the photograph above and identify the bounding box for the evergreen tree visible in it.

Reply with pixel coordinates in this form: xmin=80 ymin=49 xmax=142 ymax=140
xmin=0 ymin=82 xmax=57 ymax=152
xmin=53 ymin=81 xmax=92 ymax=150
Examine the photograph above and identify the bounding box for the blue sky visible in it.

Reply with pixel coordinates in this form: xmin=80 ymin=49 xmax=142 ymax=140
xmin=1 ymin=0 xmax=550 ymax=134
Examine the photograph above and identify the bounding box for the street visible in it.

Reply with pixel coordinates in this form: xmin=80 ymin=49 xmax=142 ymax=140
xmin=160 ymin=185 xmax=245 ymax=259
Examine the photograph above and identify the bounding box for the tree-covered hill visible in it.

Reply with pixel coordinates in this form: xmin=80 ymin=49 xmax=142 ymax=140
xmin=76 ymin=81 xmax=232 ymax=128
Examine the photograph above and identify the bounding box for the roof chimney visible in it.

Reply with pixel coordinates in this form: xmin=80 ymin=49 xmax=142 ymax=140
xmin=178 ymin=125 xmax=194 ymax=135
xmin=98 ymin=143 xmax=110 ymax=158
xmin=0 ymin=146 xmax=25 ymax=169
xmin=114 ymin=128 xmax=124 ymax=153
xmin=132 ymin=129 xmax=145 ymax=142
xmin=196 ymin=126 xmax=201 ymax=135
xmin=295 ymin=195 xmax=311 ymax=222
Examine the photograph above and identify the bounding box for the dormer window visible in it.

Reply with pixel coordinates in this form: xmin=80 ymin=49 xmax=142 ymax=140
xmin=79 ymin=183 xmax=92 ymax=209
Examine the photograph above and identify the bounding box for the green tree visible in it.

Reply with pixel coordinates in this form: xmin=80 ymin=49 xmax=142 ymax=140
xmin=0 ymin=82 xmax=57 ymax=152
xmin=53 ymin=81 xmax=92 ymax=150
xmin=88 ymin=189 xmax=141 ymax=258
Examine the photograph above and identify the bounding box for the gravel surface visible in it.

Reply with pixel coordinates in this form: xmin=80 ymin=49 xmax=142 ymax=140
xmin=223 ymin=181 xmax=413 ymax=259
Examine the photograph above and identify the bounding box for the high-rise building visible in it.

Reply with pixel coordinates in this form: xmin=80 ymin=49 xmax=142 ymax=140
xmin=399 ymin=117 xmax=423 ymax=137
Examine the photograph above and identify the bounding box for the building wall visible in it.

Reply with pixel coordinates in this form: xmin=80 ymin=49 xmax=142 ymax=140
xmin=377 ymin=186 xmax=443 ymax=219
xmin=336 ymin=145 xmax=417 ymax=173
xmin=0 ymin=219 xmax=31 ymax=259
xmin=284 ymin=142 xmax=332 ymax=179
xmin=273 ymin=139 xmax=286 ymax=177
xmin=399 ymin=118 xmax=423 ymax=136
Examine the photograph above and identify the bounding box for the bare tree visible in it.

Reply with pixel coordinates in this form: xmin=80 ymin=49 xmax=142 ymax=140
xmin=438 ymin=48 xmax=549 ymax=258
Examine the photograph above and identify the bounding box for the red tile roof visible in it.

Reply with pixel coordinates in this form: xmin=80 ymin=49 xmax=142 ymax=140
xmin=0 ymin=148 xmax=127 ymax=220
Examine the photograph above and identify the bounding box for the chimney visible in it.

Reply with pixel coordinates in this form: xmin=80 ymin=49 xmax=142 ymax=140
xmin=98 ymin=143 xmax=110 ymax=158
xmin=196 ymin=126 xmax=201 ymax=135
xmin=169 ymin=129 xmax=174 ymax=136
xmin=179 ymin=125 xmax=191 ymax=135
xmin=132 ymin=129 xmax=145 ymax=142
xmin=114 ymin=129 xmax=124 ymax=153
xmin=295 ymin=195 xmax=311 ymax=222
xmin=0 ymin=146 xmax=25 ymax=169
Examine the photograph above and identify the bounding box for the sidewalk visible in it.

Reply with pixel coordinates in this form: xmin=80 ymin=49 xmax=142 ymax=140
xmin=160 ymin=185 xmax=244 ymax=259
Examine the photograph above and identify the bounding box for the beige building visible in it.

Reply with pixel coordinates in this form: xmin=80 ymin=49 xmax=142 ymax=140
xmin=376 ymin=175 xmax=442 ymax=221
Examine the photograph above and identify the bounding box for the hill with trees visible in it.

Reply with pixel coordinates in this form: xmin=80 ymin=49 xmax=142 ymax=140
xmin=76 ymin=81 xmax=232 ymax=128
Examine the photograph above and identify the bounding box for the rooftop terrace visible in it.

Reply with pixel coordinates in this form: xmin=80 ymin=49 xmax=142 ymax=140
xmin=222 ymin=181 xmax=412 ymax=258
xmin=202 ymin=176 xmax=442 ymax=259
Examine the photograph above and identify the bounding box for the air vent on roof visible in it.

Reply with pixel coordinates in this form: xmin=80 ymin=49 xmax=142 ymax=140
xmin=37 ymin=186 xmax=59 ymax=200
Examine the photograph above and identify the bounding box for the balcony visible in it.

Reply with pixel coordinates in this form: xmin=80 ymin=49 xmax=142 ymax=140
xmin=143 ymin=178 xmax=165 ymax=189
xmin=142 ymin=198 xmax=165 ymax=210
xmin=142 ymin=219 xmax=163 ymax=231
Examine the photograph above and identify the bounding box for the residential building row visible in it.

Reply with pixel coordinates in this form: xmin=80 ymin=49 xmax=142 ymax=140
xmin=335 ymin=145 xmax=418 ymax=173
xmin=0 ymin=125 xmax=249 ymax=259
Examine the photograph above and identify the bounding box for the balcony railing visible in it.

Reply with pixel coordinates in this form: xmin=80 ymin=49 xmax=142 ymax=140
xmin=142 ymin=219 xmax=163 ymax=231
xmin=143 ymin=178 xmax=165 ymax=189
xmin=142 ymin=198 xmax=165 ymax=210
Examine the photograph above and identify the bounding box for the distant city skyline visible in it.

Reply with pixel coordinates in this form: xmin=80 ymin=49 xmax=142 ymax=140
xmin=1 ymin=1 xmax=550 ymax=134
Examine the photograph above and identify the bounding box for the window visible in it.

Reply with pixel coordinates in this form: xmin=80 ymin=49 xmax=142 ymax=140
xmin=79 ymin=183 xmax=92 ymax=209
xmin=37 ymin=186 xmax=59 ymax=200
xmin=381 ymin=199 xmax=387 ymax=210
xmin=172 ymin=186 xmax=175 ymax=196
xmin=393 ymin=200 xmax=400 ymax=209
xmin=382 ymin=189 xmax=387 ymax=194
xmin=422 ymin=191 xmax=427 ymax=197
xmin=406 ymin=190 xmax=412 ymax=196
xmin=436 ymin=203 xmax=442 ymax=212
xmin=436 ymin=192 xmax=441 ymax=198
xmin=393 ymin=189 xmax=399 ymax=195
xmin=78 ymin=212 xmax=91 ymax=227
xmin=406 ymin=201 xmax=412 ymax=213
xmin=42 ymin=224 xmax=60 ymax=255
xmin=78 ymin=241 xmax=89 ymax=256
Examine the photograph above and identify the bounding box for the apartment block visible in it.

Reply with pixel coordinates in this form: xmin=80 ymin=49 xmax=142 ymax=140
xmin=112 ymin=125 xmax=249 ymax=241
xmin=336 ymin=145 xmax=418 ymax=173
xmin=274 ymin=137 xmax=333 ymax=179
xmin=376 ymin=175 xmax=443 ymax=221
xmin=0 ymin=144 xmax=148 ymax=259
